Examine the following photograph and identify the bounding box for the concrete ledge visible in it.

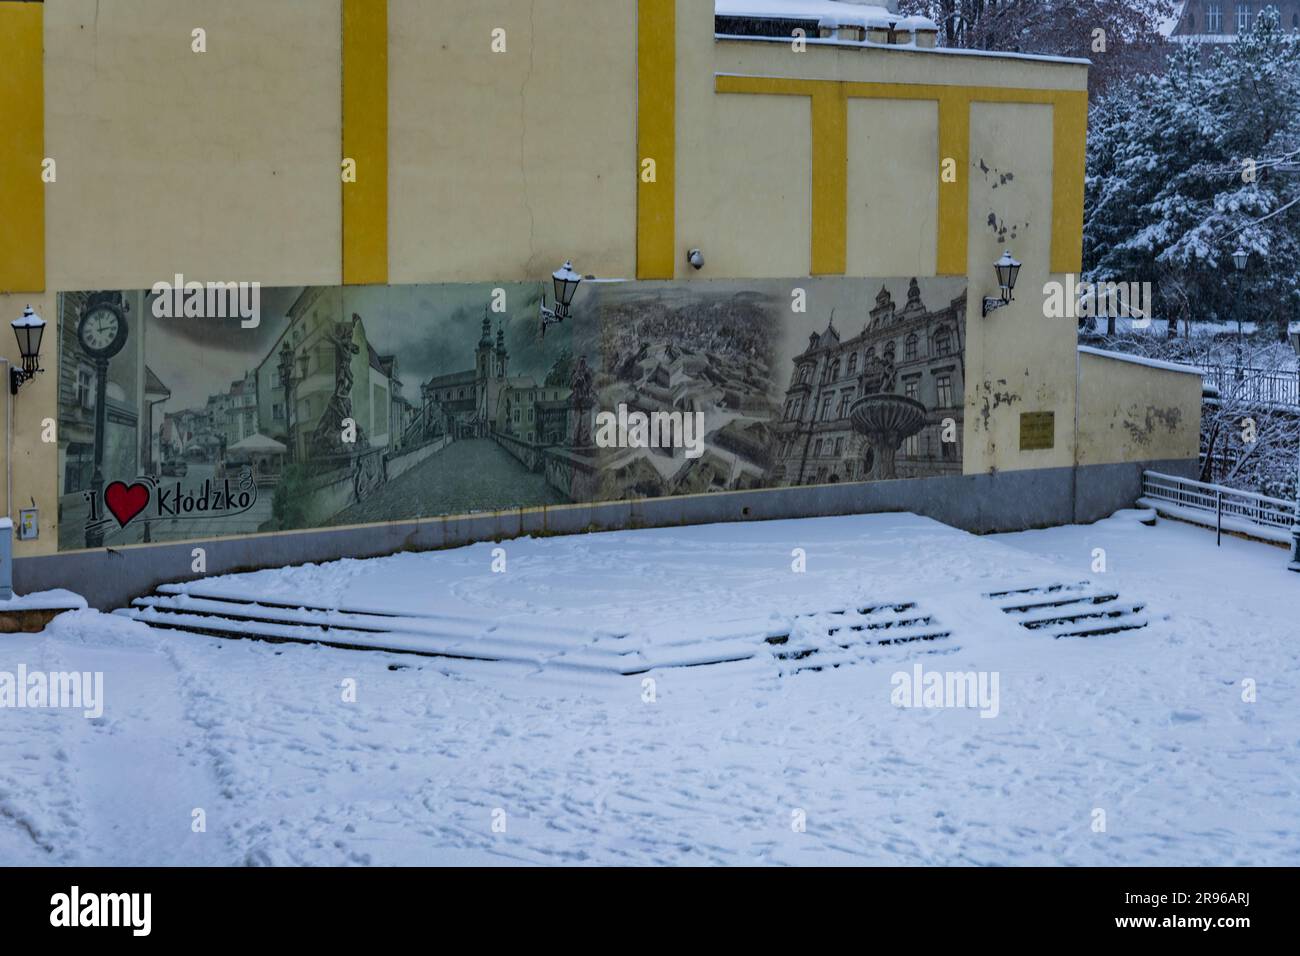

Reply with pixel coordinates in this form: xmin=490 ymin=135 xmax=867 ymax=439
xmin=17 ymin=458 xmax=1197 ymax=610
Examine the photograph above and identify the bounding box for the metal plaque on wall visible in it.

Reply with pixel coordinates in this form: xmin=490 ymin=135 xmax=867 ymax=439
xmin=1019 ymin=412 xmax=1055 ymax=451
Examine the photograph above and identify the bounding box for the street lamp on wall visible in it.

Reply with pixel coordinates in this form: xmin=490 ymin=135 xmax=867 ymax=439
xmin=1232 ymin=246 xmax=1249 ymax=380
xmin=9 ymin=306 xmax=46 ymax=394
xmin=540 ymin=260 xmax=583 ymax=336
xmin=982 ymin=250 xmax=1022 ymax=318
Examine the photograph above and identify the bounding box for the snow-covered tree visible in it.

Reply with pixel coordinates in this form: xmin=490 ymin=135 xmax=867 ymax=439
xmin=899 ymin=0 xmax=1173 ymax=89
xmin=1083 ymin=7 xmax=1300 ymax=340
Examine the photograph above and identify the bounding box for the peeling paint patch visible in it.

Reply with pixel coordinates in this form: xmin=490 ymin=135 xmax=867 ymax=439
xmin=975 ymin=380 xmax=1022 ymax=432
xmin=1121 ymin=405 xmax=1183 ymax=446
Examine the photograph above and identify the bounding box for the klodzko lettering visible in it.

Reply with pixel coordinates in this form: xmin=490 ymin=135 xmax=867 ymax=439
xmin=89 ymin=470 xmax=258 ymax=529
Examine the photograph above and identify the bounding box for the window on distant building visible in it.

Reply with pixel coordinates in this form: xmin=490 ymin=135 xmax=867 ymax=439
xmin=813 ymin=439 xmax=823 ymax=457
xmin=1235 ymin=2 xmax=1250 ymax=32
xmin=821 ymin=395 xmax=834 ymax=420
xmin=834 ymin=437 xmax=844 ymax=456
xmin=903 ymin=433 xmax=919 ymax=457
xmin=905 ymin=334 xmax=919 ymax=361
xmin=1207 ymin=2 xmax=1223 ymax=32
xmin=76 ymin=364 xmax=95 ymax=409
xmin=942 ymin=437 xmax=957 ymax=461
xmin=905 ymin=380 xmax=919 ymax=402
xmin=847 ymin=352 xmax=858 ymax=375
xmin=934 ymin=328 xmax=953 ymax=357
xmin=936 ymin=375 xmax=953 ymax=408
xmin=838 ymin=392 xmax=853 ymax=417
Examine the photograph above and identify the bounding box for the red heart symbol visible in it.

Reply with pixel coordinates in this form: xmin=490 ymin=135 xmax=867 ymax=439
xmin=103 ymin=481 xmax=150 ymax=527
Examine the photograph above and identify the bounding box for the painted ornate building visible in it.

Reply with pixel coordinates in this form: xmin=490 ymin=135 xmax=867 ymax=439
xmin=774 ymin=279 xmax=966 ymax=485
xmin=418 ymin=314 xmax=570 ymax=445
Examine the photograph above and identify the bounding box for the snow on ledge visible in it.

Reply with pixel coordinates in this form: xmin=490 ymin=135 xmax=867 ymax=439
xmin=1078 ymin=345 xmax=1205 ymax=376
xmin=713 ymin=33 xmax=1092 ymax=66
xmin=717 ymin=0 xmax=921 ymax=30
xmin=0 ymin=589 xmax=88 ymax=612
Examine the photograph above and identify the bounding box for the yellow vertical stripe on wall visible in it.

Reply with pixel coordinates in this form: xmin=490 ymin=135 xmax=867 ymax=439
xmin=0 ymin=1 xmax=44 ymax=293
xmin=342 ymin=0 xmax=388 ymax=286
xmin=1051 ymin=90 xmax=1088 ymax=275
xmin=810 ymin=85 xmax=848 ymax=275
xmin=936 ymin=91 xmax=970 ymax=277
xmin=637 ymin=0 xmax=676 ymax=280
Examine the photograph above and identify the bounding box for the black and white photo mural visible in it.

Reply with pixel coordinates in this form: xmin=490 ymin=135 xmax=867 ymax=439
xmin=55 ymin=276 xmax=967 ymax=550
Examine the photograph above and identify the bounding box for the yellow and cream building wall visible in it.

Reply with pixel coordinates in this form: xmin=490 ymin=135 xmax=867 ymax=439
xmin=0 ymin=0 xmax=1201 ymax=599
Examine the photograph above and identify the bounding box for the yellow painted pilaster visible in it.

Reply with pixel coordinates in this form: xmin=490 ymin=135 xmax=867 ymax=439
xmin=637 ymin=0 xmax=676 ymax=279
xmin=936 ymin=91 xmax=970 ymax=277
xmin=342 ymin=0 xmax=388 ymax=286
xmin=0 ymin=0 xmax=45 ymax=293
xmin=1051 ymin=90 xmax=1088 ymax=275
xmin=810 ymin=84 xmax=847 ymax=275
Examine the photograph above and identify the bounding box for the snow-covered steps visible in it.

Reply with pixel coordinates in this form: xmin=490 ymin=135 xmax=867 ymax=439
xmin=119 ymin=587 xmax=958 ymax=677
xmin=986 ymin=582 xmax=1150 ymax=638
xmin=764 ymin=601 xmax=955 ymax=673
xmin=121 ymin=589 xmax=779 ymax=673
xmin=120 ymin=591 xmax=648 ymax=672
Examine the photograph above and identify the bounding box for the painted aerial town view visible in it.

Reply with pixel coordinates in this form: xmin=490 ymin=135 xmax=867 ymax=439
xmin=55 ymin=276 xmax=966 ymax=550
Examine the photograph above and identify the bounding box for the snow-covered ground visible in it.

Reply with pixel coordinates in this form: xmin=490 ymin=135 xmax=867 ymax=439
xmin=2 ymin=511 xmax=1297 ymax=866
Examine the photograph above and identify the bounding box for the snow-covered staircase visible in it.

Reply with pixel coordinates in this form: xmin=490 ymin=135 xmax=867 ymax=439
xmin=985 ymin=582 xmax=1150 ymax=638
xmin=118 ymin=585 xmax=958 ymax=676
xmin=765 ymin=601 xmax=955 ymax=673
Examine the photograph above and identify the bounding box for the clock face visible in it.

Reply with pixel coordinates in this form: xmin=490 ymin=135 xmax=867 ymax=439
xmin=79 ymin=306 xmax=126 ymax=357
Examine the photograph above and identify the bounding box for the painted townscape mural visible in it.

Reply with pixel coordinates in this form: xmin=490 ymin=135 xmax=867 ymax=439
xmin=56 ymin=276 xmax=967 ymax=550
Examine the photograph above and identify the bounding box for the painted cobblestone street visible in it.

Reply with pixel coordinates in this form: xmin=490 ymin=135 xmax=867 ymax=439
xmin=328 ymin=438 xmax=566 ymax=526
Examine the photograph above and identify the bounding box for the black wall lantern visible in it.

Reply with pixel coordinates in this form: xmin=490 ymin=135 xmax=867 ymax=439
xmin=540 ymin=260 xmax=583 ymax=336
xmin=10 ymin=305 xmax=46 ymax=394
xmin=982 ymin=249 xmax=1022 ymax=317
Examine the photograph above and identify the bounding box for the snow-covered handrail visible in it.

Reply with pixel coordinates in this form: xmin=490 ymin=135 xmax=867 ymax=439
xmin=1140 ymin=471 xmax=1296 ymax=545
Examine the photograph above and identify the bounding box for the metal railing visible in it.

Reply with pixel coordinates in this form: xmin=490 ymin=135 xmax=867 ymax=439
xmin=1140 ymin=470 xmax=1296 ymax=546
xmin=1202 ymin=365 xmax=1300 ymax=407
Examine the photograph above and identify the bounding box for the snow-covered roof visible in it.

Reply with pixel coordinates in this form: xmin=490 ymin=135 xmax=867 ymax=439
xmin=1078 ymin=345 xmax=1205 ymax=376
xmin=716 ymin=0 xmax=931 ymax=31
xmin=1157 ymin=1 xmax=1186 ymax=38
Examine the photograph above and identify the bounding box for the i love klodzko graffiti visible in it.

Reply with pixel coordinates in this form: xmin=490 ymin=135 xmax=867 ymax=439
xmin=85 ymin=470 xmax=259 ymax=532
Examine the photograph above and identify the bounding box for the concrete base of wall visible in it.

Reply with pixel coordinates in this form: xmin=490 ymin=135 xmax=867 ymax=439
xmin=18 ymin=458 xmax=1197 ymax=610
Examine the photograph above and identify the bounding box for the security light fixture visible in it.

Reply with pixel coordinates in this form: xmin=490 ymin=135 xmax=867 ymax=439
xmin=10 ymin=306 xmax=46 ymax=394
xmin=982 ymin=250 xmax=1021 ymax=317
xmin=1233 ymin=247 xmax=1249 ymax=272
xmin=687 ymin=248 xmax=705 ymax=270
xmin=540 ymin=260 xmax=584 ymax=336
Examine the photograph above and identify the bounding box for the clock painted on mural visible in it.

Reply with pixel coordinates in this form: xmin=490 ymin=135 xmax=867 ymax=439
xmin=77 ymin=301 xmax=129 ymax=359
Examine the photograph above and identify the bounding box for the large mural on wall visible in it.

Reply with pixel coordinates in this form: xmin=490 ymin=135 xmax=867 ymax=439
xmin=55 ymin=276 xmax=967 ymax=551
